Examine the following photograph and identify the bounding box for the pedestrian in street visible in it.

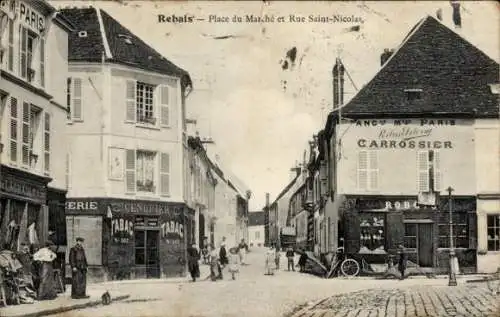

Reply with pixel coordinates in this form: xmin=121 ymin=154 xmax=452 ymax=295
xmin=16 ymin=242 xmax=35 ymax=293
xmin=264 ymin=246 xmax=276 ymax=275
xmin=187 ymin=243 xmax=200 ymax=282
xmin=274 ymin=247 xmax=281 ymax=270
xmin=69 ymin=237 xmax=89 ymax=299
xmin=397 ymin=244 xmax=408 ymax=280
xmin=33 ymin=241 xmax=57 ymax=300
xmin=238 ymin=239 xmax=249 ymax=265
xmin=298 ymin=250 xmax=307 ymax=273
xmin=286 ymin=247 xmax=295 ymax=271
xmin=209 ymin=244 xmax=221 ymax=281
xmin=219 ymin=241 xmax=228 ymax=269
xmin=228 ymin=247 xmax=240 ymax=280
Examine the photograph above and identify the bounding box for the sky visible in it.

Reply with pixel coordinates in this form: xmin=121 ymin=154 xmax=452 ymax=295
xmin=51 ymin=1 xmax=499 ymax=210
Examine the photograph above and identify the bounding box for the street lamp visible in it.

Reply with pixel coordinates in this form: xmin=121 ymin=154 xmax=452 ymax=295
xmin=447 ymin=186 xmax=457 ymax=286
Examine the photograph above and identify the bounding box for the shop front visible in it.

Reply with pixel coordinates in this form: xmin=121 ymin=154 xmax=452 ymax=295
xmin=342 ymin=195 xmax=477 ymax=273
xmin=0 ymin=165 xmax=51 ymax=250
xmin=65 ymin=198 xmax=193 ymax=282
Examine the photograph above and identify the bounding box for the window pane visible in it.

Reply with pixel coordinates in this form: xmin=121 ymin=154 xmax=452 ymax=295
xmin=439 ymin=237 xmax=449 ymax=248
xmin=135 ymin=230 xmax=145 ymax=247
xmin=405 ymin=224 xmax=416 ymax=236
xmin=135 ymin=249 xmax=145 ymax=265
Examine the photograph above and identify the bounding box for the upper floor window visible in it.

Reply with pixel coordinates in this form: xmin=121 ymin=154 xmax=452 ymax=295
xmin=19 ymin=26 xmax=38 ymax=82
xmin=126 ymin=80 xmax=172 ymax=127
xmin=67 ymin=77 xmax=83 ymax=121
xmin=125 ymin=149 xmax=170 ymax=196
xmin=417 ymin=150 xmax=442 ymax=192
xmin=357 ymin=150 xmax=378 ymax=191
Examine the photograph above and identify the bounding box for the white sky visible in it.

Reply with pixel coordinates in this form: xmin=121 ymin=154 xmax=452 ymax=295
xmin=52 ymin=1 xmax=499 ymax=210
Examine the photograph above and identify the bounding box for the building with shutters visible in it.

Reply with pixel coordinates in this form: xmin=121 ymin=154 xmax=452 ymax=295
xmin=323 ymin=15 xmax=498 ymax=273
xmin=248 ymin=211 xmax=265 ymax=247
xmin=60 ymin=7 xmax=193 ymax=281
xmin=0 ymin=0 xmax=73 ymax=269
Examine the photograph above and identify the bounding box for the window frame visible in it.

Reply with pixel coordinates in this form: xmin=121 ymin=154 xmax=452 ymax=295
xmin=487 ymin=214 xmax=500 ymax=252
xmin=357 ymin=150 xmax=379 ymax=191
xmin=19 ymin=26 xmax=38 ymax=82
xmin=437 ymin=212 xmax=469 ymax=249
xmin=135 ymin=150 xmax=157 ymax=194
xmin=136 ymin=82 xmax=156 ymax=125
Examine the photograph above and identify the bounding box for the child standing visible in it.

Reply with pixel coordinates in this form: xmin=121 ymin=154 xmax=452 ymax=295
xmin=228 ymin=247 xmax=240 ymax=280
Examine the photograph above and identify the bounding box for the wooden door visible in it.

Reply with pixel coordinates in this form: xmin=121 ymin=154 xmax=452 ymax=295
xmin=418 ymin=224 xmax=433 ymax=267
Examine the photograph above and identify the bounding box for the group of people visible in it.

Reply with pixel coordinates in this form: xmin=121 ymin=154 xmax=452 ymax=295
xmin=0 ymin=237 xmax=89 ymax=306
xmin=264 ymin=246 xmax=307 ymax=275
xmin=187 ymin=238 xmax=250 ymax=282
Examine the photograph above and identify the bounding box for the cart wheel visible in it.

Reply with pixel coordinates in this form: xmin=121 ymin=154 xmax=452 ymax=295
xmin=340 ymin=258 xmax=360 ymax=277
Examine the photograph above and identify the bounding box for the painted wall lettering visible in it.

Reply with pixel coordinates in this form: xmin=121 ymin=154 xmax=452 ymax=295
xmin=19 ymin=1 xmax=45 ymax=33
xmin=111 ymin=218 xmax=134 ymax=243
xmin=161 ymin=221 xmax=184 ymax=239
xmin=66 ymin=201 xmax=98 ymax=211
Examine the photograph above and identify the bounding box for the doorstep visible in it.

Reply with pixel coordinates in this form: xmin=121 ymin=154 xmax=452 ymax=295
xmin=0 ymin=286 xmax=129 ymax=317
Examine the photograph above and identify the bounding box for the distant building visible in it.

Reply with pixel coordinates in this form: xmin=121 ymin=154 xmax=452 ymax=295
xmin=248 ymin=211 xmax=265 ymax=247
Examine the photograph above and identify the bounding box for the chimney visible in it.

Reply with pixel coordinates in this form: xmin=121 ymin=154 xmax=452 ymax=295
xmin=265 ymin=193 xmax=270 ymax=208
xmin=332 ymin=58 xmax=345 ymax=108
xmin=380 ymin=48 xmax=394 ymax=66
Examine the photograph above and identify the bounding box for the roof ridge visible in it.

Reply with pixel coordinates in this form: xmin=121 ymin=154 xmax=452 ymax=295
xmin=96 ymin=8 xmax=112 ymax=59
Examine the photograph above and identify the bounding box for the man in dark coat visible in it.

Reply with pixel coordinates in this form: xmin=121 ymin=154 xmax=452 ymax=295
xmin=397 ymin=244 xmax=408 ymax=280
xmin=187 ymin=243 xmax=200 ymax=282
xmin=69 ymin=237 xmax=89 ymax=299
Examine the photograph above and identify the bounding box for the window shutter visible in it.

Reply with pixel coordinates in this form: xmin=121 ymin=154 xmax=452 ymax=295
xmin=72 ymin=78 xmax=83 ymax=121
xmin=160 ymin=153 xmax=170 ymax=196
xmin=40 ymin=38 xmax=45 ymax=87
xmin=433 ymin=150 xmax=442 ymax=192
xmin=125 ymin=149 xmax=136 ymax=193
xmin=357 ymin=150 xmax=368 ymax=190
xmin=369 ymin=150 xmax=378 ymax=190
xmin=9 ymin=97 xmax=18 ymax=163
xmin=44 ymin=113 xmax=50 ymax=172
xmin=159 ymin=85 xmax=169 ymax=127
xmin=468 ymin=212 xmax=477 ymax=249
xmin=125 ymin=80 xmax=136 ymax=122
xmin=8 ymin=19 xmax=14 ymax=71
xmin=417 ymin=151 xmax=429 ymax=192
xmin=21 ymin=102 xmax=30 ymax=166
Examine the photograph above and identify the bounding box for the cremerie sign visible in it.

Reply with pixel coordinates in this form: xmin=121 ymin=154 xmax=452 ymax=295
xmin=19 ymin=1 xmax=45 ymax=34
xmin=354 ymin=119 xmax=457 ymax=150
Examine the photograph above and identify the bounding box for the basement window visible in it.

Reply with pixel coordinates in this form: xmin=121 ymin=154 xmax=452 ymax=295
xmin=404 ymin=88 xmax=423 ymax=101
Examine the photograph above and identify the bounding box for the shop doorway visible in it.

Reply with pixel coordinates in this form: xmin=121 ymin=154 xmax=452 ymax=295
xmin=404 ymin=222 xmax=434 ymax=267
xmin=135 ymin=229 xmax=160 ymax=278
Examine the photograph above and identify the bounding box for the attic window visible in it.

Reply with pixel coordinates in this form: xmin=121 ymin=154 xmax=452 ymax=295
xmin=489 ymin=84 xmax=500 ymax=94
xmin=78 ymin=31 xmax=88 ymax=38
xmin=404 ymin=88 xmax=423 ymax=101
xmin=118 ymin=34 xmax=133 ymax=44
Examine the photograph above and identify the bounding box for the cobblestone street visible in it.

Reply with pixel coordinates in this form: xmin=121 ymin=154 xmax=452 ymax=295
xmin=290 ymin=285 xmax=500 ymax=317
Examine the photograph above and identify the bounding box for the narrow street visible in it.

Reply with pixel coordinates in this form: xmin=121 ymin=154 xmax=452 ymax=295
xmin=50 ymin=248 xmax=498 ymax=317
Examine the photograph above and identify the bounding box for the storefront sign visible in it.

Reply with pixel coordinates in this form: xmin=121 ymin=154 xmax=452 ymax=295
xmin=160 ymin=220 xmax=184 ymax=239
xmin=19 ymin=1 xmax=45 ymax=34
xmin=108 ymin=201 xmax=183 ymax=216
xmin=355 ymin=197 xmax=476 ymax=212
xmin=111 ymin=218 xmax=134 ymax=244
xmin=353 ymin=119 xmax=463 ymax=150
xmin=66 ymin=201 xmax=98 ymax=211
xmin=0 ymin=174 xmax=46 ymax=202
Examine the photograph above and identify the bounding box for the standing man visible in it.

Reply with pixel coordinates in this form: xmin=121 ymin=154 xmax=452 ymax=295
xmin=286 ymin=247 xmax=295 ymax=271
xmin=397 ymin=244 xmax=408 ymax=280
xmin=69 ymin=237 xmax=89 ymax=299
xmin=238 ymin=239 xmax=249 ymax=265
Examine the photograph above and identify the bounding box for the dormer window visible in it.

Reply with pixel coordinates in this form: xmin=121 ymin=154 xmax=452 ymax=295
xmin=118 ymin=34 xmax=133 ymax=45
xmin=404 ymin=88 xmax=423 ymax=101
xmin=78 ymin=31 xmax=88 ymax=38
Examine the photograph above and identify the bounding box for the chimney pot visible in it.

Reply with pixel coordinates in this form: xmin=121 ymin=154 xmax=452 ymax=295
xmin=380 ymin=49 xmax=394 ymax=66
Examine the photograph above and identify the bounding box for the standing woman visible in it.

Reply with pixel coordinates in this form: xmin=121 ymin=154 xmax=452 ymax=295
xmin=264 ymin=246 xmax=276 ymax=275
xmin=187 ymin=244 xmax=200 ymax=282
xmin=209 ymin=244 xmax=221 ymax=281
xmin=238 ymin=239 xmax=249 ymax=265
xmin=33 ymin=241 xmax=57 ymax=300
xmin=228 ymin=247 xmax=240 ymax=280
xmin=69 ymin=237 xmax=89 ymax=299
xmin=219 ymin=242 xmax=228 ymax=269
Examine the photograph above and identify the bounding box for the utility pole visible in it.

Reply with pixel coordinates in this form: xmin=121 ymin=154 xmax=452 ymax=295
xmin=447 ymin=186 xmax=457 ymax=286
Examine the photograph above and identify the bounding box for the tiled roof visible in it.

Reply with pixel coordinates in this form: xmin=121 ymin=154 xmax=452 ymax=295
xmin=341 ymin=16 xmax=499 ymax=118
xmin=60 ymin=8 xmax=192 ymax=87
xmin=249 ymin=211 xmax=266 ymax=226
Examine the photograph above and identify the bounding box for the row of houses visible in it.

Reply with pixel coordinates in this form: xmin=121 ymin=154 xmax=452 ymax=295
xmin=0 ymin=0 xmax=250 ymax=282
xmin=265 ymin=15 xmax=499 ymax=274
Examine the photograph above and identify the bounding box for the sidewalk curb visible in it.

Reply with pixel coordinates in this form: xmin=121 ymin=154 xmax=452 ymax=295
xmin=3 ymin=294 xmax=130 ymax=317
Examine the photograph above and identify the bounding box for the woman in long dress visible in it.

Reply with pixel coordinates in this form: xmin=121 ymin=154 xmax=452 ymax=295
xmin=264 ymin=246 xmax=276 ymax=275
xmin=228 ymin=247 xmax=240 ymax=280
xmin=187 ymin=244 xmax=200 ymax=282
xmin=34 ymin=242 xmax=57 ymax=300
xmin=209 ymin=245 xmax=221 ymax=281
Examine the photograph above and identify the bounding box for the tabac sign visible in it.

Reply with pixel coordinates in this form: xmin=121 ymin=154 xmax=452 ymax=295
xmin=351 ymin=118 xmax=472 ymax=150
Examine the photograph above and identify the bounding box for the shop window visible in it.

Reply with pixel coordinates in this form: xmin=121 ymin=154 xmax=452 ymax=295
xmin=357 ymin=150 xmax=378 ymax=191
xmin=135 ymin=229 xmax=146 ymax=265
xmin=136 ymin=150 xmax=156 ymax=193
xmin=19 ymin=26 xmax=37 ymax=81
xmin=404 ymin=223 xmax=417 ymax=249
xmin=438 ymin=212 xmax=469 ymax=248
xmin=359 ymin=213 xmax=385 ymax=253
xmin=487 ymin=215 xmax=500 ymax=251
xmin=66 ymin=216 xmax=102 ymax=265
